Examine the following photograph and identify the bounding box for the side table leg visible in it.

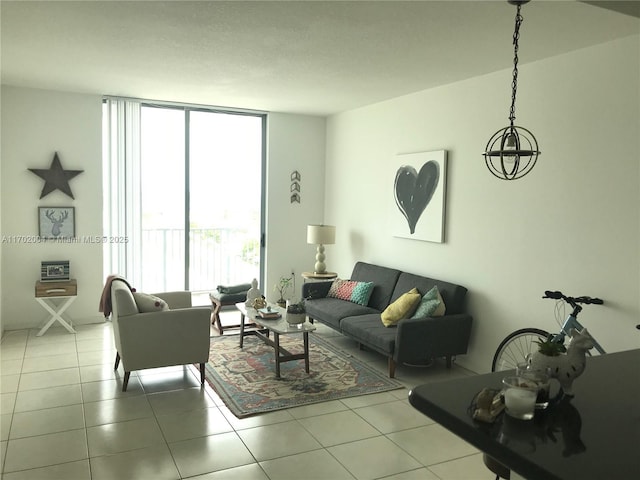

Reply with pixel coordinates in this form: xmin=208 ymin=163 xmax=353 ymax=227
xmin=36 ymin=297 xmax=76 ymax=336
xmin=211 ymin=298 xmax=224 ymax=333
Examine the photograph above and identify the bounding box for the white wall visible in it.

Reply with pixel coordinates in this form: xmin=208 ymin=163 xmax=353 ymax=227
xmin=325 ymin=35 xmax=640 ymax=373
xmin=0 ymin=88 xmax=326 ymax=330
xmin=264 ymin=113 xmax=327 ymax=302
xmin=1 ymin=86 xmax=104 ymax=330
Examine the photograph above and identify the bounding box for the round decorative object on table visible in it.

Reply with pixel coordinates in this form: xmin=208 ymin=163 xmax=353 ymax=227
xmin=285 ymin=299 xmax=306 ymax=325
xmin=285 ymin=312 xmax=306 ymax=325
xmin=252 ymin=297 xmax=266 ymax=309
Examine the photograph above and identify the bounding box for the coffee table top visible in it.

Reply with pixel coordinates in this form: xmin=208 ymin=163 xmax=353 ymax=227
xmin=236 ymin=302 xmax=316 ymax=335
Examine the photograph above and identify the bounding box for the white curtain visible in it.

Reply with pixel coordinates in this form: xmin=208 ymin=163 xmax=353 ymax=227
xmin=102 ymin=98 xmax=142 ymax=287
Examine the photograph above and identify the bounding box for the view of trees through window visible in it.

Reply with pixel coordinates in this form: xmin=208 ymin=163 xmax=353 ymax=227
xmin=140 ymin=106 xmax=263 ymax=293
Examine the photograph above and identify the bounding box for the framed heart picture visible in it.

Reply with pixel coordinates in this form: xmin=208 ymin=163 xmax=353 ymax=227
xmin=390 ymin=150 xmax=447 ymax=243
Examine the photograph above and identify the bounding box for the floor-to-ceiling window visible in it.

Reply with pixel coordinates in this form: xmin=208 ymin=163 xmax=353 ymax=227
xmin=103 ymin=98 xmax=265 ymax=293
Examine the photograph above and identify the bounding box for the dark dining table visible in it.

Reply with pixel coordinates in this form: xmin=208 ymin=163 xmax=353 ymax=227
xmin=408 ymin=349 xmax=640 ymax=480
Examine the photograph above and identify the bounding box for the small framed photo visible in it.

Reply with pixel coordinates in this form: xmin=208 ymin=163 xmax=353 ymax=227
xmin=41 ymin=260 xmax=70 ymax=282
xmin=38 ymin=207 xmax=75 ymax=240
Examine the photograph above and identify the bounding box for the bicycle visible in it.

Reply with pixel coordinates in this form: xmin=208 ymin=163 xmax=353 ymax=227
xmin=491 ymin=290 xmax=605 ymax=372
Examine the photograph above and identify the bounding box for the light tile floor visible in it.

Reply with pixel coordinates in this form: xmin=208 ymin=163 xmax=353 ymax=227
xmin=0 ymin=312 xmax=494 ymax=480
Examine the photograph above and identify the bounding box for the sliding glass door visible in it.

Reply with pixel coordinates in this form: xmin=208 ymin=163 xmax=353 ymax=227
xmin=187 ymin=110 xmax=263 ymax=292
xmin=107 ymin=100 xmax=265 ymax=293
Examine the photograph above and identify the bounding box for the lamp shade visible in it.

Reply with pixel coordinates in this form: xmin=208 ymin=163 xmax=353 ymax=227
xmin=307 ymin=224 xmax=335 ymax=245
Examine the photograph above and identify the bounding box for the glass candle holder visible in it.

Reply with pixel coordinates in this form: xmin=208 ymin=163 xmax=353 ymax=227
xmin=502 ymin=376 xmax=538 ymax=420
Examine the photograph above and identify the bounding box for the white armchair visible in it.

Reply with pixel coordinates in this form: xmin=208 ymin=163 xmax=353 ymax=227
xmin=110 ymin=279 xmax=211 ymax=391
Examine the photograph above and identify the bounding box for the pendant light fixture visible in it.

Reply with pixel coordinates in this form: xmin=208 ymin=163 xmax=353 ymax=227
xmin=484 ymin=0 xmax=540 ymax=180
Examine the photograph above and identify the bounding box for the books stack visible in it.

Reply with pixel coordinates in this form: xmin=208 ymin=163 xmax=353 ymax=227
xmin=257 ymin=307 xmax=281 ymax=319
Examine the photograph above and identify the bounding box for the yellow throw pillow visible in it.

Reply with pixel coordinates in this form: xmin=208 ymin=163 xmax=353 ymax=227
xmin=381 ymin=288 xmax=421 ymax=327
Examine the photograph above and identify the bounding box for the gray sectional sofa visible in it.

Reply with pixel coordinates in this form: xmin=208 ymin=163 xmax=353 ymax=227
xmin=302 ymin=261 xmax=473 ymax=377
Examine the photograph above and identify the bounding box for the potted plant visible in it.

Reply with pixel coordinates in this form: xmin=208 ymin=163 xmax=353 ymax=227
xmin=533 ymin=335 xmax=567 ymax=357
xmin=285 ymin=298 xmax=306 ymax=325
xmin=274 ymin=275 xmax=293 ymax=308
xmin=529 ymin=330 xmax=594 ymax=396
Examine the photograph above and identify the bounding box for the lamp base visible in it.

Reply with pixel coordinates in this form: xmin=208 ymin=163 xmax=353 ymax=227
xmin=314 ymin=244 xmax=326 ymax=274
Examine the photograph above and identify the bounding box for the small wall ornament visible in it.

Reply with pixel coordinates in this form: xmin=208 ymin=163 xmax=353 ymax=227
xmin=290 ymin=170 xmax=301 ymax=203
xmin=29 ymin=152 xmax=83 ymax=199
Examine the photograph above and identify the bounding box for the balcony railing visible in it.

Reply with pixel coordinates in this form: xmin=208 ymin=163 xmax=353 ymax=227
xmin=141 ymin=227 xmax=259 ymax=293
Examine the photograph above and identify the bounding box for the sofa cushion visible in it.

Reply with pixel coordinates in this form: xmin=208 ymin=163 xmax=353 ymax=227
xmin=350 ymin=262 xmax=401 ymax=311
xmin=133 ymin=292 xmax=169 ymax=313
xmin=410 ymin=285 xmax=446 ymax=319
xmin=305 ymin=297 xmax=379 ymax=331
xmin=381 ymin=288 xmax=421 ymax=327
xmin=391 ymin=272 xmax=467 ymax=315
xmin=210 ymin=290 xmax=247 ymax=305
xmin=327 ymin=279 xmax=374 ymax=306
xmin=341 ymin=315 xmax=397 ymax=356
xmin=216 ymin=283 xmax=251 ymax=294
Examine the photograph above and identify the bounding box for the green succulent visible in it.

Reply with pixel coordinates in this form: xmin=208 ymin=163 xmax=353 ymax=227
xmin=534 ymin=335 xmax=566 ymax=356
xmin=286 ymin=299 xmax=306 ymax=314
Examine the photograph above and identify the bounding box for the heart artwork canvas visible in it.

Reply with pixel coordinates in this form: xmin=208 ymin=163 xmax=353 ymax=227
xmin=391 ymin=150 xmax=447 ymax=243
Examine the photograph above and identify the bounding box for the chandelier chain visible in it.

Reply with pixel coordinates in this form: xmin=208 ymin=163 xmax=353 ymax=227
xmin=509 ymin=4 xmax=523 ymax=125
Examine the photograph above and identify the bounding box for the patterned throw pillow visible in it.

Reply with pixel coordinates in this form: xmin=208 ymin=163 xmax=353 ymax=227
xmin=327 ymin=279 xmax=374 ymax=306
xmin=381 ymin=288 xmax=422 ymax=327
xmin=133 ymin=292 xmax=169 ymax=313
xmin=410 ymin=285 xmax=446 ymax=319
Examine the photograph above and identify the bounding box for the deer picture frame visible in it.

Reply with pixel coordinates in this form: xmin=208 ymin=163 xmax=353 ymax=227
xmin=38 ymin=206 xmax=75 ymax=240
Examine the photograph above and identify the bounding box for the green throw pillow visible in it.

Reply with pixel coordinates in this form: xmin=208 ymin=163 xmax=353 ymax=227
xmin=410 ymin=285 xmax=446 ymax=319
xmin=381 ymin=288 xmax=421 ymax=327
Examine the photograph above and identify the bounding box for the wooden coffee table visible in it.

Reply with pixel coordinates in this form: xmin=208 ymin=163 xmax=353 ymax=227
xmin=235 ymin=303 xmax=316 ymax=378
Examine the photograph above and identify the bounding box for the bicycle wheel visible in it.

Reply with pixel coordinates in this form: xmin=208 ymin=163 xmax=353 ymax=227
xmin=491 ymin=328 xmax=549 ymax=372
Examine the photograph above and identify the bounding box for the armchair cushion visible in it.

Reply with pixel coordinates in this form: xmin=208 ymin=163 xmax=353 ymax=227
xmin=133 ymin=292 xmax=169 ymax=312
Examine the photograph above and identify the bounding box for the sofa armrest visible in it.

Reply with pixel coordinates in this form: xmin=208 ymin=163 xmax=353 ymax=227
xmin=394 ymin=314 xmax=473 ymax=363
xmin=302 ymin=280 xmax=333 ymax=299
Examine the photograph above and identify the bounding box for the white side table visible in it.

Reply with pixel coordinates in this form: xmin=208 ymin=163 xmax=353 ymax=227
xmin=35 ymin=279 xmax=77 ymax=336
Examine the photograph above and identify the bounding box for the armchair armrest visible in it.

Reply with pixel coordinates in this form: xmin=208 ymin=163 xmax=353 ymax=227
xmin=302 ymin=280 xmax=333 ymax=299
xmin=394 ymin=313 xmax=473 ymax=363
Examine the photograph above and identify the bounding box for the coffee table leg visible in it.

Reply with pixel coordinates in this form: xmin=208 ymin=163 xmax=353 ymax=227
xmin=274 ymin=333 xmax=281 ymax=378
xmin=239 ymin=313 xmax=246 ymax=348
xmin=304 ymin=332 xmax=310 ymax=373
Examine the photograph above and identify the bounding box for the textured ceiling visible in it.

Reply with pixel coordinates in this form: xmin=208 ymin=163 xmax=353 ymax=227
xmin=1 ymin=1 xmax=638 ymax=116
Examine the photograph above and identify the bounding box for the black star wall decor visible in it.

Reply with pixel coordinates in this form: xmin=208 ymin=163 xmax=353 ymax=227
xmin=28 ymin=152 xmax=83 ymax=199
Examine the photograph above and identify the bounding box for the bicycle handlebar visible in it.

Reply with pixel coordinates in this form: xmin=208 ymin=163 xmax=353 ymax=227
xmin=543 ymin=290 xmax=604 ymax=305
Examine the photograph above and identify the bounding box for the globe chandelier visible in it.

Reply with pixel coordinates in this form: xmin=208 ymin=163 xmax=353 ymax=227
xmin=484 ymin=0 xmax=540 ymax=180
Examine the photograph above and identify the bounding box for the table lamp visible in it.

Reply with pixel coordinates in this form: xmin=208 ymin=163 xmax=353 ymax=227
xmin=307 ymin=224 xmax=336 ymax=274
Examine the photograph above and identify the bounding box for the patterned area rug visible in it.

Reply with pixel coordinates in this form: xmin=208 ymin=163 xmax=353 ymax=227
xmin=204 ymin=333 xmax=404 ymax=418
